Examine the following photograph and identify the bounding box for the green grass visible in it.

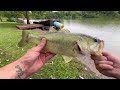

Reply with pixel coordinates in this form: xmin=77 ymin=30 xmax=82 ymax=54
xmin=0 ymin=22 xmax=100 ymax=79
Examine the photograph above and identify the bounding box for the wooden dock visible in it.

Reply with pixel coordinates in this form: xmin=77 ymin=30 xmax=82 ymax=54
xmin=16 ymin=24 xmax=44 ymax=30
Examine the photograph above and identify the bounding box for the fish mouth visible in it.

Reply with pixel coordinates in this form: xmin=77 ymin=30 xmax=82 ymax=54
xmin=98 ymin=40 xmax=104 ymax=51
xmin=90 ymin=40 xmax=104 ymax=55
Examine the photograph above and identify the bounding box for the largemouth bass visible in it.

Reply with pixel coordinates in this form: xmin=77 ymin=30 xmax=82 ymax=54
xmin=18 ymin=31 xmax=104 ymax=57
xmin=18 ymin=30 xmax=105 ymax=76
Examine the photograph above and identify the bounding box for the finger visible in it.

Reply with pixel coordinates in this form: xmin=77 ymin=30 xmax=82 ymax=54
xmin=31 ymin=38 xmax=46 ymax=52
xmin=91 ymin=54 xmax=102 ymax=60
xmin=46 ymin=53 xmax=56 ymax=60
xmin=91 ymin=55 xmax=107 ymax=61
xmin=91 ymin=52 xmax=102 ymax=56
xmin=102 ymin=51 xmax=120 ymax=62
xmin=101 ymin=70 xmax=115 ymax=77
xmin=94 ymin=60 xmax=113 ymax=66
xmin=102 ymin=51 xmax=112 ymax=57
xmin=91 ymin=55 xmax=99 ymax=60
xmin=45 ymin=52 xmax=55 ymax=57
xmin=97 ymin=64 xmax=113 ymax=70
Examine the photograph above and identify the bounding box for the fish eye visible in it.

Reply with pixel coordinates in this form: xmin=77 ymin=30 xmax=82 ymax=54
xmin=94 ymin=39 xmax=98 ymax=42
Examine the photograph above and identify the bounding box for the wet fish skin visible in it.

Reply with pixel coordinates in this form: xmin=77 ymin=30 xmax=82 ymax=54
xmin=18 ymin=31 xmax=104 ymax=57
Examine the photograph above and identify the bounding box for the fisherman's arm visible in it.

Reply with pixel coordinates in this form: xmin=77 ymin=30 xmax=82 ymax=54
xmin=0 ymin=58 xmax=32 ymax=79
xmin=0 ymin=38 xmax=55 ymax=79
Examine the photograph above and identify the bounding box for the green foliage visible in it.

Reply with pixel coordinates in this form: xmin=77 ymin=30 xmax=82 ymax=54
xmin=7 ymin=18 xmax=16 ymax=22
xmin=30 ymin=11 xmax=120 ymax=19
xmin=0 ymin=11 xmax=30 ymax=22
xmin=1 ymin=11 xmax=120 ymax=21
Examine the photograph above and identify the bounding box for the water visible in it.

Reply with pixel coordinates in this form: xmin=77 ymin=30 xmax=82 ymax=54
xmin=64 ymin=18 xmax=120 ymax=57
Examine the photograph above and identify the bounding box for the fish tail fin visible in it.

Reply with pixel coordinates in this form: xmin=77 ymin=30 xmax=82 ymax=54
xmin=18 ymin=30 xmax=30 ymax=47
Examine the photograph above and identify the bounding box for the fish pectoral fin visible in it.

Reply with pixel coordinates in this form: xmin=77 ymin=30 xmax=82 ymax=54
xmin=62 ymin=55 xmax=73 ymax=63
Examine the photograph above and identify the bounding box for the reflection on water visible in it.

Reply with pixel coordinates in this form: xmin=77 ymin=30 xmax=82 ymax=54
xmin=64 ymin=18 xmax=120 ymax=57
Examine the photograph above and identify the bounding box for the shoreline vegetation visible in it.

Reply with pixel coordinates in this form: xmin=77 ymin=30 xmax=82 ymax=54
xmin=0 ymin=11 xmax=120 ymax=22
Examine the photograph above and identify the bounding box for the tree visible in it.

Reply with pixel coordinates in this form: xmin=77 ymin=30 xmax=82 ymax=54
xmin=25 ymin=11 xmax=30 ymax=24
xmin=0 ymin=11 xmax=3 ymax=21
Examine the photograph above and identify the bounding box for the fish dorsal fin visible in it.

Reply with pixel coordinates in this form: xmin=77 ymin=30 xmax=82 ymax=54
xmin=62 ymin=55 xmax=73 ymax=63
xmin=61 ymin=29 xmax=71 ymax=33
xmin=49 ymin=27 xmax=57 ymax=32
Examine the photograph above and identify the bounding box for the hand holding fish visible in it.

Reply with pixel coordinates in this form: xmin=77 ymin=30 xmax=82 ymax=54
xmin=91 ymin=51 xmax=120 ymax=79
xmin=0 ymin=38 xmax=55 ymax=79
xmin=19 ymin=38 xmax=55 ymax=77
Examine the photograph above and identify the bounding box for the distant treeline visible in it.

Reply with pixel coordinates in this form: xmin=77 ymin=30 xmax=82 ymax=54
xmin=29 ymin=11 xmax=120 ymax=19
xmin=0 ymin=11 xmax=120 ymax=22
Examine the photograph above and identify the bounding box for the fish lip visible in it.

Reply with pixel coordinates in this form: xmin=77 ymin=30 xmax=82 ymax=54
xmin=90 ymin=40 xmax=104 ymax=55
xmin=99 ymin=40 xmax=104 ymax=51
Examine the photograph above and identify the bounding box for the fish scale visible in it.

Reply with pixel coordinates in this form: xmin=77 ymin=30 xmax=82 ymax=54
xmin=43 ymin=33 xmax=78 ymax=56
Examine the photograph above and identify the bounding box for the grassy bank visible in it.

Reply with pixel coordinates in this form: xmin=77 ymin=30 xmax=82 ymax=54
xmin=0 ymin=22 xmax=100 ymax=79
